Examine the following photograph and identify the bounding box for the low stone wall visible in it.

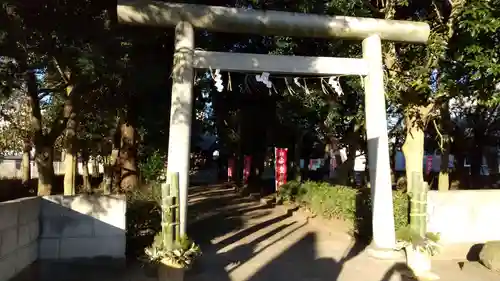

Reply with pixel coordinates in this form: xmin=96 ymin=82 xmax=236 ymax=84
xmin=39 ymin=195 xmax=126 ymax=260
xmin=0 ymin=197 xmax=40 ymax=281
xmin=427 ymin=190 xmax=500 ymax=244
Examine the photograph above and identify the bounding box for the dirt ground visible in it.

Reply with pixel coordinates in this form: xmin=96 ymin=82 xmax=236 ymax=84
xmin=185 ymin=186 xmax=499 ymax=281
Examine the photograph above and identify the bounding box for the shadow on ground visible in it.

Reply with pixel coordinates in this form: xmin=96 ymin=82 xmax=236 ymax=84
xmin=185 ymin=185 xmax=399 ymax=281
xmin=187 ymin=185 xmax=274 ymax=246
xmin=10 ymin=184 xmax=421 ymax=281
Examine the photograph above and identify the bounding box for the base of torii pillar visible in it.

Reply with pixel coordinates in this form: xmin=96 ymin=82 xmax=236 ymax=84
xmin=366 ymin=244 xmax=405 ymax=260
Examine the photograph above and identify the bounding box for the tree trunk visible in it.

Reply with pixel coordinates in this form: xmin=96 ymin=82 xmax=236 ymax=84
xmin=26 ymin=69 xmax=53 ymax=195
xmin=437 ymin=103 xmax=451 ymax=191
xmin=26 ymin=67 xmax=77 ymax=195
xmin=81 ymin=147 xmax=91 ymax=192
xmin=82 ymin=158 xmax=91 ymax=193
xmin=486 ymin=149 xmax=498 ymax=175
xmin=248 ymin=151 xmax=265 ymax=193
xmin=235 ymin=111 xmax=243 ymax=188
xmin=470 ymin=131 xmax=483 ymax=182
xmin=111 ymin=120 xmax=122 ymax=192
xmin=438 ymin=147 xmax=450 ymax=191
xmin=36 ymin=145 xmax=54 ymax=196
xmin=26 ymin=70 xmax=56 ymax=196
xmin=103 ymin=149 xmax=119 ymax=194
xmin=91 ymin=156 xmax=99 ymax=178
xmin=336 ymin=142 xmax=358 ymax=185
xmin=454 ymin=152 xmax=467 ymax=189
xmin=63 ymin=149 xmax=77 ymax=195
xmin=322 ymin=144 xmax=331 ymax=181
xmin=21 ymin=140 xmax=31 ymax=187
xmin=119 ymin=122 xmax=138 ymax=191
xmin=470 ymin=150 xmax=483 ymax=186
xmin=293 ymin=132 xmax=303 ymax=181
xmin=63 ymin=109 xmax=78 ymax=195
xmin=402 ymin=114 xmax=426 ymax=194
xmin=303 ymin=156 xmax=310 ymax=181
xmin=452 ymin=127 xmax=468 ymax=189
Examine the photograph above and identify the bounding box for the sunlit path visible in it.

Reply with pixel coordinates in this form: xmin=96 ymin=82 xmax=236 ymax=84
xmin=185 ymin=185 xmax=498 ymax=281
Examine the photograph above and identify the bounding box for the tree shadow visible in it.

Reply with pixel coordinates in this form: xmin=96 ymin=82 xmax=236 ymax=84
xmin=379 ymin=263 xmax=418 ymax=281
xmin=244 ymin=232 xmax=340 ymax=281
xmin=354 ymin=188 xmax=373 ymax=231
xmin=188 ymin=230 xmax=417 ymax=281
xmin=349 ymin=187 xmax=372 ymax=256
xmin=187 ymin=185 xmax=277 ymax=245
xmin=188 ymin=183 xmax=234 ymax=198
xmin=228 ymin=230 xmax=378 ymax=281
xmin=185 ymin=186 xmax=374 ymax=281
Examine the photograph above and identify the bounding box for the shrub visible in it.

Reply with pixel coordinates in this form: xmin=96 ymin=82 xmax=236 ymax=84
xmin=277 ymin=180 xmax=409 ymax=239
xmin=139 ymin=150 xmax=166 ymax=184
xmin=276 ymin=180 xmax=302 ymax=203
xmin=126 ymin=183 xmax=162 ymax=258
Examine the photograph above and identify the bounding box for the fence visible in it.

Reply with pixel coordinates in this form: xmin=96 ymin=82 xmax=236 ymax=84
xmin=0 ymin=159 xmax=104 ymax=179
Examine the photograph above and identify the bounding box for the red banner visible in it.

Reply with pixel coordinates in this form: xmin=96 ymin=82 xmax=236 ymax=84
xmin=228 ymin=158 xmax=235 ymax=180
xmin=426 ymin=155 xmax=433 ymax=175
xmin=275 ymin=148 xmax=288 ymax=191
xmin=243 ymin=155 xmax=252 ymax=184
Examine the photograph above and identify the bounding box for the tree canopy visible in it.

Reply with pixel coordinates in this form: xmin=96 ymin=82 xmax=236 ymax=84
xmin=0 ymin=0 xmax=499 ymax=196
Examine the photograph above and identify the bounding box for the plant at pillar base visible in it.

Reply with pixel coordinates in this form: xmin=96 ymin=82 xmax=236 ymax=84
xmin=145 ymin=233 xmax=202 ymax=268
xmin=396 ymin=177 xmax=441 ymax=280
xmin=396 ymin=226 xmax=441 ymax=280
xmin=142 ymin=171 xmax=202 ymax=281
xmin=396 ymin=226 xmax=441 ymax=255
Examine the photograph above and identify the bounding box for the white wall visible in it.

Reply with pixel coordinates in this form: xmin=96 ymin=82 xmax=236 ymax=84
xmin=427 ymin=190 xmax=500 ymax=259
xmin=0 ymin=194 xmax=126 ymax=280
xmin=39 ymin=195 xmax=126 ymax=259
xmin=427 ymin=190 xmax=500 ymax=244
xmin=0 ymin=197 xmax=40 ymax=281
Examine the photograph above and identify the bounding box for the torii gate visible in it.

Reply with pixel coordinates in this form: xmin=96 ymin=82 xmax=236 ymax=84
xmin=117 ymin=1 xmax=430 ymax=256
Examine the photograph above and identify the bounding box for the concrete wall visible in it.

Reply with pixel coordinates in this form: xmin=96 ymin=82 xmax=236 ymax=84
xmin=0 ymin=198 xmax=40 ymax=281
xmin=427 ymin=190 xmax=500 ymax=244
xmin=39 ymin=195 xmax=126 ymax=260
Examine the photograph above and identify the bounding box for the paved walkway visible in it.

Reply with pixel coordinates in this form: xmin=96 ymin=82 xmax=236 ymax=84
xmin=186 ymin=185 xmax=499 ymax=281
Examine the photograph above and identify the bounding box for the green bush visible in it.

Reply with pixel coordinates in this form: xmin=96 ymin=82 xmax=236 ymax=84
xmin=126 ymin=183 xmax=162 ymax=258
xmin=139 ymin=150 xmax=166 ymax=184
xmin=278 ymin=180 xmax=409 ymax=239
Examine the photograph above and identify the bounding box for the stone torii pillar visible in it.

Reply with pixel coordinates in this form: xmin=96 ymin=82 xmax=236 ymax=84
xmin=165 ymin=21 xmax=194 ymax=237
xmin=117 ymin=0 xmax=430 ymax=252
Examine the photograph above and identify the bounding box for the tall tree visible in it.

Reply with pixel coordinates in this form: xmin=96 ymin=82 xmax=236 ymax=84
xmin=0 ymin=91 xmax=33 ymax=185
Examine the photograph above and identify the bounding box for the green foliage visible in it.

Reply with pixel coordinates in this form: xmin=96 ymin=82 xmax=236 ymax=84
xmin=276 ymin=180 xmax=303 ymax=203
xmin=139 ymin=150 xmax=166 ymax=184
xmin=128 ymin=182 xmax=162 ymax=205
xmin=449 ymin=0 xmax=500 ymax=104
xmin=144 ymin=233 xmax=202 ymax=268
xmin=0 ymin=0 xmax=498 ymax=201
xmin=395 ymin=225 xmax=441 ymax=256
xmin=278 ymin=180 xmax=409 ymax=238
xmin=126 ymin=185 xmax=162 ymax=258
